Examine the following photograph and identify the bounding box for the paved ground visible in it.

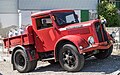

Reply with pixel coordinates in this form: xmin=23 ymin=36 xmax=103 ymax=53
xmin=0 ymin=51 xmax=120 ymax=75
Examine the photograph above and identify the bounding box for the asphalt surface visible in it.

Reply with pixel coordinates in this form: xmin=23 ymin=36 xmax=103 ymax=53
xmin=0 ymin=52 xmax=120 ymax=75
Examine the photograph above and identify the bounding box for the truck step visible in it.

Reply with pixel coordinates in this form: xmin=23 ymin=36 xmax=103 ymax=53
xmin=42 ymin=57 xmax=55 ymax=61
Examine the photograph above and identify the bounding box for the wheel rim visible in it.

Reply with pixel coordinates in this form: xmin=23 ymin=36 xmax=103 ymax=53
xmin=62 ymin=50 xmax=76 ymax=68
xmin=15 ymin=52 xmax=25 ymax=69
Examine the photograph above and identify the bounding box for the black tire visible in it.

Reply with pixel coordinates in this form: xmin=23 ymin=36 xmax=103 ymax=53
xmin=94 ymin=45 xmax=113 ymax=59
xmin=13 ymin=49 xmax=37 ymax=73
xmin=59 ymin=44 xmax=84 ymax=72
xmin=29 ymin=60 xmax=37 ymax=72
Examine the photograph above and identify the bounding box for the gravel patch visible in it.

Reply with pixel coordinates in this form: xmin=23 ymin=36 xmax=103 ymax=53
xmin=0 ymin=51 xmax=120 ymax=75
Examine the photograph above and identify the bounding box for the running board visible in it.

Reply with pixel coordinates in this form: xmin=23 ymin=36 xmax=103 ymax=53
xmin=42 ymin=57 xmax=55 ymax=61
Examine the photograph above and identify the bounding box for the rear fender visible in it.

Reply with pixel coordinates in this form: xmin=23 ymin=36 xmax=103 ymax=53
xmin=11 ymin=45 xmax=39 ymax=64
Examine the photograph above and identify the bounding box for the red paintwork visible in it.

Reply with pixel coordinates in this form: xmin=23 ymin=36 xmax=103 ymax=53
xmin=3 ymin=9 xmax=113 ymax=61
xmin=4 ymin=26 xmax=34 ymax=48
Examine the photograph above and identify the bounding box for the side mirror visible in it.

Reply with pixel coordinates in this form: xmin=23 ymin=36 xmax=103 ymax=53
xmin=110 ymin=31 xmax=116 ymax=38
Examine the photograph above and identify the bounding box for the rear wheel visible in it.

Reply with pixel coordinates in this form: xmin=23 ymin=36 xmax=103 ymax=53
xmin=13 ymin=49 xmax=37 ymax=73
xmin=59 ymin=44 xmax=84 ymax=72
xmin=94 ymin=45 xmax=113 ymax=59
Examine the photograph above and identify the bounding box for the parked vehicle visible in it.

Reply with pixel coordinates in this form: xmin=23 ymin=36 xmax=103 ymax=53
xmin=3 ymin=9 xmax=114 ymax=73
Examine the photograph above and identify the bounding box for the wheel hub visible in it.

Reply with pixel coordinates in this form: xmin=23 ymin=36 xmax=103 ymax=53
xmin=16 ymin=53 xmax=25 ymax=68
xmin=63 ymin=50 xmax=76 ymax=67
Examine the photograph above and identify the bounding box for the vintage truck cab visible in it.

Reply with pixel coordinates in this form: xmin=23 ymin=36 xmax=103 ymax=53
xmin=3 ymin=9 xmax=114 ymax=73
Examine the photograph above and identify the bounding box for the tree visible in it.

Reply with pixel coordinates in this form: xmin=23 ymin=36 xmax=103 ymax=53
xmin=98 ymin=0 xmax=120 ymax=27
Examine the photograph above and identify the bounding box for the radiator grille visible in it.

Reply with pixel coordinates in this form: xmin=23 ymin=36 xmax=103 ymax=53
xmin=95 ymin=22 xmax=108 ymax=42
xmin=95 ymin=22 xmax=103 ymax=42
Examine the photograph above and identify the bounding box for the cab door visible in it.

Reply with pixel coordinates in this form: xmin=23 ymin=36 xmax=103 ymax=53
xmin=34 ymin=15 xmax=57 ymax=52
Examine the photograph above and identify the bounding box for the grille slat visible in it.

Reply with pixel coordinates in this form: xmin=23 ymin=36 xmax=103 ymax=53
xmin=101 ymin=24 xmax=108 ymax=41
xmin=95 ymin=22 xmax=108 ymax=42
xmin=95 ymin=22 xmax=103 ymax=42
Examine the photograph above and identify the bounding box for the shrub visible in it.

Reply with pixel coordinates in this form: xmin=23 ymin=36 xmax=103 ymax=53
xmin=98 ymin=0 xmax=120 ymax=27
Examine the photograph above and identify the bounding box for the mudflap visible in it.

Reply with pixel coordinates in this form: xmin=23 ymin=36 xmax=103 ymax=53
xmin=24 ymin=45 xmax=39 ymax=61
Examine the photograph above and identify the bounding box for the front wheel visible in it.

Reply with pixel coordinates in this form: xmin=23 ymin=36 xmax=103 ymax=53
xmin=13 ymin=49 xmax=37 ymax=73
xmin=59 ymin=44 xmax=84 ymax=72
xmin=94 ymin=45 xmax=113 ymax=59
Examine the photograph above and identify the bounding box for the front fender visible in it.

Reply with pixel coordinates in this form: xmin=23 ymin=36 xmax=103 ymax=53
xmin=55 ymin=35 xmax=89 ymax=53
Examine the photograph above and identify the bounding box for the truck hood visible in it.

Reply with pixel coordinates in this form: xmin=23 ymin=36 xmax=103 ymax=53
xmin=59 ymin=20 xmax=95 ymax=31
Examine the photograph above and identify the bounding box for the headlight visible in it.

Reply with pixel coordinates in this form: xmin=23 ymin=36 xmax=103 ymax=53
xmin=101 ymin=19 xmax=107 ymax=30
xmin=88 ymin=36 xmax=94 ymax=44
xmin=101 ymin=19 xmax=107 ymax=24
xmin=111 ymin=31 xmax=116 ymax=38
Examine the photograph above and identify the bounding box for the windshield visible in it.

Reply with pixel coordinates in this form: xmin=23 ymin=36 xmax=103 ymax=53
xmin=54 ymin=11 xmax=79 ymax=26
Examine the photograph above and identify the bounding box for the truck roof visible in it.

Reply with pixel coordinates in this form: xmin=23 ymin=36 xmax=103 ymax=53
xmin=31 ymin=9 xmax=74 ymax=17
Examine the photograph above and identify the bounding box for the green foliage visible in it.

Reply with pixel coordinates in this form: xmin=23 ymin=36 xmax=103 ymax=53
xmin=98 ymin=0 xmax=120 ymax=27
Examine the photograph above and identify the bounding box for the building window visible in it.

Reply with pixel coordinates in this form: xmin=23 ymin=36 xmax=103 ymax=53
xmin=81 ymin=10 xmax=89 ymax=22
xmin=89 ymin=10 xmax=98 ymax=20
xmin=115 ymin=0 xmax=120 ymax=9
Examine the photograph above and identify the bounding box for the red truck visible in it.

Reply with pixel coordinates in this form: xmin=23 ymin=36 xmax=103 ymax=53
xmin=3 ymin=9 xmax=114 ymax=73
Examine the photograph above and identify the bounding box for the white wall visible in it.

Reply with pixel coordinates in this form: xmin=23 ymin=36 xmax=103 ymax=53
xmin=75 ymin=10 xmax=81 ymax=22
xmin=21 ymin=9 xmax=98 ymax=25
xmin=19 ymin=0 xmax=98 ymax=10
xmin=0 ymin=0 xmax=17 ymax=13
xmin=0 ymin=0 xmax=18 ymax=28
xmin=0 ymin=14 xmax=18 ymax=28
xmin=21 ymin=11 xmax=40 ymax=25
xmin=21 ymin=10 xmax=81 ymax=25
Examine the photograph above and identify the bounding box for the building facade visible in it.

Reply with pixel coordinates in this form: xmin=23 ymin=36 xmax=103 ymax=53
xmin=0 ymin=0 xmax=18 ymax=28
xmin=0 ymin=0 xmax=119 ymax=28
xmin=0 ymin=0 xmax=99 ymax=28
xmin=18 ymin=0 xmax=98 ymax=26
xmin=114 ymin=0 xmax=120 ymax=10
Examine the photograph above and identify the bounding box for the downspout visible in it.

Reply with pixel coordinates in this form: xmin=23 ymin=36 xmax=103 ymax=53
xmin=18 ymin=10 xmax=22 ymax=28
xmin=98 ymin=0 xmax=100 ymax=19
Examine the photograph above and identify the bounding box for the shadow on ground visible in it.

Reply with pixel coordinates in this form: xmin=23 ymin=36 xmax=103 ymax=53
xmin=33 ymin=55 xmax=120 ymax=74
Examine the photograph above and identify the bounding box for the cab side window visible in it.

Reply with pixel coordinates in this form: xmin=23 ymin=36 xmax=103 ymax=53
xmin=36 ymin=16 xmax=52 ymax=30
